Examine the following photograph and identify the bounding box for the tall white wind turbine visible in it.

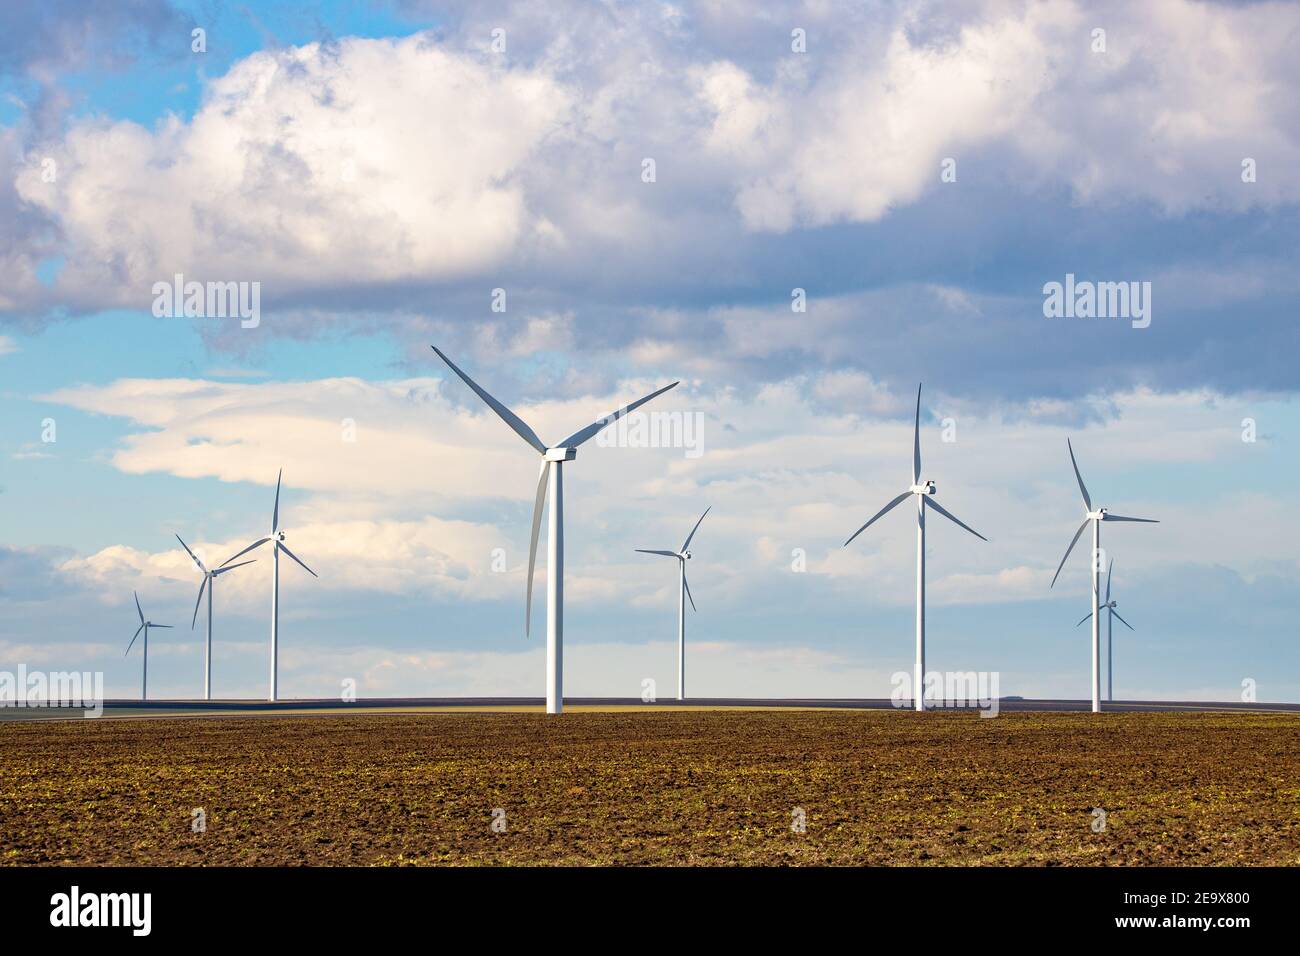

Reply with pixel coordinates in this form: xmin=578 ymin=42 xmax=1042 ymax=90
xmin=1075 ymin=557 xmax=1135 ymax=703
xmin=636 ymin=507 xmax=710 ymax=701
xmin=176 ymin=535 xmax=254 ymax=700
xmin=220 ymin=470 xmax=318 ymax=702
xmin=843 ymin=384 xmax=987 ymax=712
xmin=432 ymin=346 xmax=679 ymax=715
xmin=125 ymin=591 xmax=171 ymax=701
xmin=1051 ymin=439 xmax=1156 ymax=713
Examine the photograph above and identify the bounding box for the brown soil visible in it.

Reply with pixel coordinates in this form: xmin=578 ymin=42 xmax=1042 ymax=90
xmin=2 ymin=710 xmax=1298 ymax=865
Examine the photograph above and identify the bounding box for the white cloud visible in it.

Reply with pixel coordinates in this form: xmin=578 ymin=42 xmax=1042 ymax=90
xmin=695 ymin=11 xmax=1057 ymax=230
xmin=8 ymin=1 xmax=1298 ymax=315
xmin=38 ymin=373 xmax=1300 ymax=623
xmin=40 ymin=374 xmax=691 ymax=505
xmin=693 ymin=0 xmax=1300 ymax=230
xmin=472 ymin=312 xmax=575 ymax=358
xmin=15 ymin=34 xmax=569 ymax=303
xmin=271 ymin=639 xmax=904 ymax=700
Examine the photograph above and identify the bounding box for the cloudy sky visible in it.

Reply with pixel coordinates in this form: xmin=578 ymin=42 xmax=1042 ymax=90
xmin=1 ymin=0 xmax=1297 ymax=702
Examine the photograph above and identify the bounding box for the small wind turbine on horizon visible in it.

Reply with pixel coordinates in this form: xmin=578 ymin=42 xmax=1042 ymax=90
xmin=221 ymin=470 xmax=318 ymax=702
xmin=1051 ymin=439 xmax=1156 ymax=713
xmin=1075 ymin=557 xmax=1135 ymax=704
xmin=636 ymin=506 xmax=710 ymax=701
xmin=176 ymin=534 xmax=255 ymax=701
xmin=843 ymin=383 xmax=987 ymax=712
xmin=125 ymin=591 xmax=170 ymax=701
xmin=432 ymin=345 xmax=679 ymax=715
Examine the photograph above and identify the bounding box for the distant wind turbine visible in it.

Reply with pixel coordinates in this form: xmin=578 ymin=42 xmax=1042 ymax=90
xmin=432 ymin=346 xmax=679 ymax=714
xmin=125 ymin=591 xmax=170 ymax=701
xmin=221 ymin=470 xmax=318 ymax=702
xmin=1051 ymin=439 xmax=1156 ymax=713
xmin=636 ymin=506 xmax=710 ymax=700
xmin=1075 ymin=557 xmax=1134 ymax=703
xmin=843 ymin=383 xmax=987 ymax=712
xmin=176 ymin=534 xmax=254 ymax=700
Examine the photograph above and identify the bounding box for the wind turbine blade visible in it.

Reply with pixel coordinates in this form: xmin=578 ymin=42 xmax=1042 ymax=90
xmin=912 ymin=383 xmax=922 ymax=485
xmin=272 ymin=469 xmax=283 ymax=533
xmin=680 ymin=506 xmax=710 ymax=553
xmin=221 ymin=537 xmax=272 ymax=567
xmin=1105 ymin=558 xmax=1114 ymax=602
xmin=525 ymin=460 xmax=549 ymax=638
xmin=151 ymin=624 xmax=173 ymax=629
xmin=191 ymin=575 xmax=208 ymax=629
xmin=559 ymin=381 xmax=680 ymax=449
xmin=683 ymin=569 xmax=697 ymax=613
xmin=1111 ymin=609 xmax=1135 ymax=631
xmin=1102 ymin=514 xmax=1159 ymax=523
xmin=126 ymin=623 xmax=144 ymax=655
xmin=134 ymin=590 xmax=144 ymax=625
xmin=212 ymin=559 xmax=256 ymax=576
xmin=1050 ymin=519 xmax=1091 ymax=588
xmin=635 ymin=549 xmax=678 ymax=557
xmin=175 ymin=534 xmax=207 ymax=573
xmin=1076 ymin=611 xmax=1094 ymax=627
xmin=1066 ymin=438 xmax=1091 ymax=511
xmin=277 ymin=542 xmax=317 ymax=578
xmin=431 ymin=346 xmax=547 ymax=455
xmin=843 ymin=492 xmax=911 ymax=547
xmin=925 ymin=498 xmax=988 ymax=542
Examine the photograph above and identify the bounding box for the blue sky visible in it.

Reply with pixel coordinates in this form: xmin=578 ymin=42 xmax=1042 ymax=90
xmin=1 ymin=0 xmax=1298 ymax=702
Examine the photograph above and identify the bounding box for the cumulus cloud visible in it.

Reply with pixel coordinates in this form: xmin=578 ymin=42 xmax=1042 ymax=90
xmin=3 ymin=0 xmax=1298 ymax=703
xmin=694 ymin=0 xmax=1300 ymax=228
xmin=0 ymin=1 xmax=1291 ymax=413
xmin=15 ymin=34 xmax=569 ymax=307
xmin=39 ymin=373 xmax=697 ymax=504
xmin=694 ymin=10 xmax=1055 ymax=230
xmin=7 ymin=0 xmax=1298 ymax=318
xmin=56 ymin=514 xmax=518 ymax=616
xmin=8 ymin=365 xmax=1298 ymax=699
xmin=36 ymin=372 xmax=1299 ymax=615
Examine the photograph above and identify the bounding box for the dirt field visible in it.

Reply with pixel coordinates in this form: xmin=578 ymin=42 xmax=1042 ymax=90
xmin=2 ymin=710 xmax=1298 ymax=865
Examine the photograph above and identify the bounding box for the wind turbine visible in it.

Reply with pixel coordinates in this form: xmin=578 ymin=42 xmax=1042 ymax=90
xmin=1051 ymin=439 xmax=1156 ymax=713
xmin=432 ymin=346 xmax=679 ymax=714
xmin=1075 ymin=557 xmax=1134 ymax=703
xmin=843 ymin=383 xmax=986 ymax=712
xmin=176 ymin=535 xmax=254 ymax=701
xmin=125 ymin=591 xmax=170 ymax=701
xmin=220 ymin=470 xmax=318 ymax=702
xmin=636 ymin=507 xmax=710 ymax=701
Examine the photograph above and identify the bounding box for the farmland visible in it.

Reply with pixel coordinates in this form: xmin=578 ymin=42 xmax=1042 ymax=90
xmin=2 ymin=710 xmax=1298 ymax=865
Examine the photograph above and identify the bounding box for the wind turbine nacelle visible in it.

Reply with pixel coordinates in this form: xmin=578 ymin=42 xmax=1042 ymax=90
xmin=683 ymin=551 xmax=692 ymax=560
xmin=1088 ymin=509 xmax=1107 ymax=520
xmin=277 ymin=531 xmax=286 ymax=541
xmin=545 ymin=447 xmax=577 ymax=462
xmin=912 ymin=481 xmax=936 ymax=495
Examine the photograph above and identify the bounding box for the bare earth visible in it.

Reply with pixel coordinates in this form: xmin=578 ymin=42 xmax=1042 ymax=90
xmin=2 ymin=710 xmax=1298 ymax=865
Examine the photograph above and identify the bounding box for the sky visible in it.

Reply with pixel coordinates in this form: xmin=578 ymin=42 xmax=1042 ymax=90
xmin=1 ymin=0 xmax=1297 ymax=703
